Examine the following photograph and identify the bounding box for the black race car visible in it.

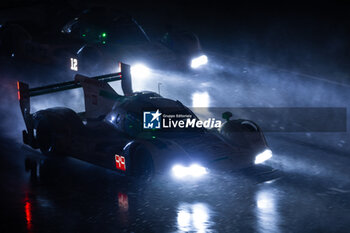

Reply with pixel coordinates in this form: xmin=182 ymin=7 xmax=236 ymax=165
xmin=1 ymin=6 xmax=207 ymax=78
xmin=63 ymin=7 xmax=208 ymax=76
xmin=17 ymin=63 xmax=272 ymax=179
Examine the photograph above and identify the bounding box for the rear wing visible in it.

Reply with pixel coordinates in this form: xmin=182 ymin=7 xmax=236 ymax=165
xmin=17 ymin=62 xmax=132 ymax=147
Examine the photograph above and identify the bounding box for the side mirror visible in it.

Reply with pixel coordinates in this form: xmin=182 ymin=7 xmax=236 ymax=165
xmin=222 ymin=111 xmax=233 ymax=122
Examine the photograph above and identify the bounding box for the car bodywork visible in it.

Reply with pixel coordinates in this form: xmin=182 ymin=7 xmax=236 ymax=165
xmin=17 ymin=63 xmax=271 ymax=178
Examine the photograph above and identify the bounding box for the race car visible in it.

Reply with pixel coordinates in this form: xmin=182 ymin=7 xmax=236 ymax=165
xmin=17 ymin=63 xmax=272 ymax=179
xmin=63 ymin=7 xmax=208 ymax=76
xmin=1 ymin=6 xmax=207 ymax=79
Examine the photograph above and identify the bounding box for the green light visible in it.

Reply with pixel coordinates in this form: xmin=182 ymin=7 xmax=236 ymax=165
xmin=102 ymin=41 xmax=106 ymax=44
xmin=152 ymin=136 xmax=156 ymax=139
xmin=101 ymin=32 xmax=107 ymax=38
xmin=82 ymin=34 xmax=86 ymax=37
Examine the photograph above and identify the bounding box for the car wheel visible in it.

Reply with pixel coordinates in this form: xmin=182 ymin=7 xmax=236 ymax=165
xmin=131 ymin=146 xmax=154 ymax=180
xmin=36 ymin=118 xmax=58 ymax=156
xmin=36 ymin=117 xmax=72 ymax=156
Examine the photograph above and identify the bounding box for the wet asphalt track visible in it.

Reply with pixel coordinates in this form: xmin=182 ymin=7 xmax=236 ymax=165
xmin=1 ymin=133 xmax=350 ymax=233
xmin=1 ymin=52 xmax=350 ymax=233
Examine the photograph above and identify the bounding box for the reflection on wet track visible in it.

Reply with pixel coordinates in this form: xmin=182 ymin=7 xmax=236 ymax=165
xmin=255 ymin=187 xmax=279 ymax=233
xmin=0 ymin=139 xmax=346 ymax=233
xmin=24 ymin=194 xmax=33 ymax=233
xmin=177 ymin=202 xmax=211 ymax=232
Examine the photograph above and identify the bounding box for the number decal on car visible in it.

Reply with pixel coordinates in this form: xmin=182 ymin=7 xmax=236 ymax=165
xmin=70 ymin=58 xmax=78 ymax=71
xmin=115 ymin=155 xmax=126 ymax=171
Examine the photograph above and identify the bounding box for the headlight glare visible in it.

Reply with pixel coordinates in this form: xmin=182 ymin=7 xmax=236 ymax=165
xmin=131 ymin=64 xmax=151 ymax=78
xmin=191 ymin=55 xmax=208 ymax=69
xmin=254 ymin=149 xmax=273 ymax=164
xmin=172 ymin=164 xmax=208 ymax=179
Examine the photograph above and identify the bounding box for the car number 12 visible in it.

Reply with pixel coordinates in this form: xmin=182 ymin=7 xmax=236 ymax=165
xmin=70 ymin=58 xmax=78 ymax=71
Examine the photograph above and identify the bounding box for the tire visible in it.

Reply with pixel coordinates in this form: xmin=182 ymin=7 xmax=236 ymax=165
xmin=131 ymin=146 xmax=154 ymax=180
xmin=35 ymin=108 xmax=82 ymax=156
xmin=36 ymin=117 xmax=60 ymax=156
xmin=36 ymin=117 xmax=72 ymax=156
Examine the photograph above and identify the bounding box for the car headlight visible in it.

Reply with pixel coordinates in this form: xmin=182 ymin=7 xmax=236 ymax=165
xmin=131 ymin=64 xmax=151 ymax=78
xmin=172 ymin=164 xmax=208 ymax=178
xmin=254 ymin=149 xmax=273 ymax=164
xmin=190 ymin=55 xmax=208 ymax=69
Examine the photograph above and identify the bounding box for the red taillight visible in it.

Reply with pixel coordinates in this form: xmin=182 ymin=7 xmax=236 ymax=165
xmin=17 ymin=81 xmax=21 ymax=100
xmin=115 ymin=154 xmax=126 ymax=171
xmin=118 ymin=62 xmax=123 ymax=79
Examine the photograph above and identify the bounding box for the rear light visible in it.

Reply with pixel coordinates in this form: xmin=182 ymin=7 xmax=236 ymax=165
xmin=17 ymin=81 xmax=21 ymax=100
